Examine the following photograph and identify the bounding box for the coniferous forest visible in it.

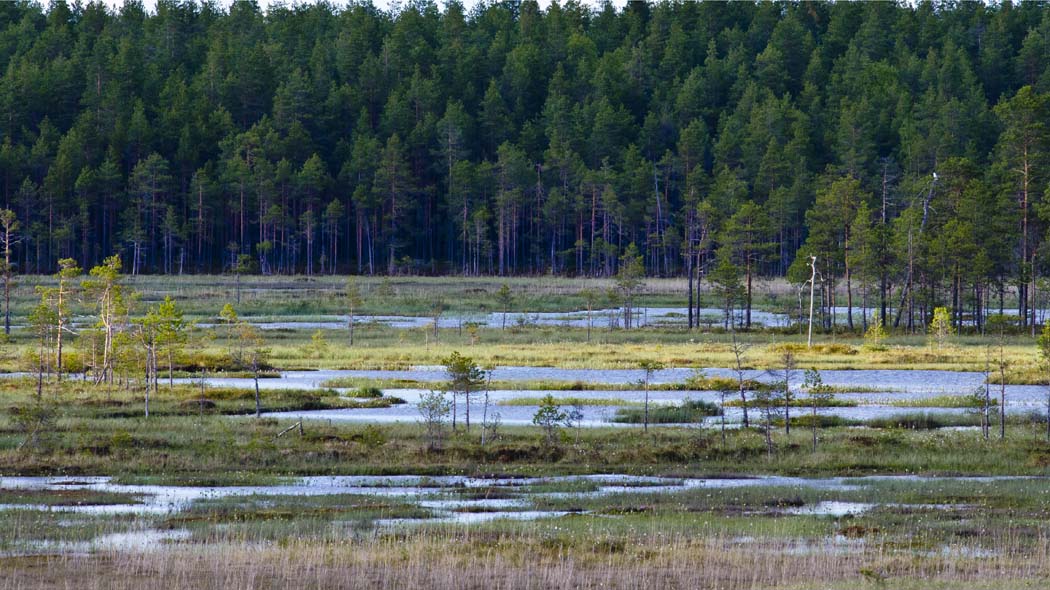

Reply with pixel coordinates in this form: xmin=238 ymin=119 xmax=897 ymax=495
xmin=2 ymin=1 xmax=1050 ymax=331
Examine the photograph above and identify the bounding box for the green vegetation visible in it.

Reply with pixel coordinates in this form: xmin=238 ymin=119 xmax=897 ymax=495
xmin=724 ymin=397 xmax=856 ymax=408
xmin=6 ymin=473 xmax=1050 ymax=589
xmin=0 ymin=489 xmax=141 ymax=507
xmin=864 ymin=412 xmax=985 ymax=430
xmin=345 ymin=386 xmax=384 ymax=399
xmin=611 ymin=400 xmax=722 ymax=425
xmin=498 ymin=397 xmax=639 ymax=407
xmin=5 ymin=378 xmax=1050 ymax=478
xmin=888 ymin=395 xmax=997 ymax=408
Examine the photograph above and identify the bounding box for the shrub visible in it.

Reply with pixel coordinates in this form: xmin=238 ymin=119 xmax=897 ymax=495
xmin=347 ymin=386 xmax=383 ymax=399
xmin=612 ymin=399 xmax=721 ymax=424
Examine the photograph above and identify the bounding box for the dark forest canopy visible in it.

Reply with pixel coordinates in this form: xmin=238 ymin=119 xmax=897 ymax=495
xmin=2 ymin=0 xmax=1050 ymax=329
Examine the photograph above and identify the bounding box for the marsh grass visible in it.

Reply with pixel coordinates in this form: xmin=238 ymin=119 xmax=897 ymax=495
xmin=0 ymin=489 xmax=141 ymax=506
xmin=611 ymin=399 xmax=722 ymax=424
xmin=888 ymin=395 xmax=997 ymax=408
xmin=0 ymin=510 xmax=146 ymax=550
xmin=863 ymin=412 xmax=984 ymax=429
xmin=4 ymin=465 xmax=1050 ymax=588
xmin=2 ymin=524 xmax=1049 ymax=590
xmin=724 ymin=398 xmax=857 ymax=408
xmin=498 ymin=397 xmax=640 ymax=407
xmin=6 ymin=399 xmax=1050 ymax=477
xmin=0 ymin=377 xmax=396 ymax=421
xmin=167 ymin=494 xmax=433 ymax=541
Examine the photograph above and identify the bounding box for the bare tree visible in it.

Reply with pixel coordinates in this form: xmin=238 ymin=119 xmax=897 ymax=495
xmin=728 ymin=333 xmax=752 ymax=428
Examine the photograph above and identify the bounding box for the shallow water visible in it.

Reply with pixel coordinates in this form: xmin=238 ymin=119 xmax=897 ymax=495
xmin=196 ymin=307 xmax=793 ymax=331
xmin=168 ymin=366 xmax=1046 ymax=427
xmin=784 ymin=501 xmax=876 ymax=516
xmin=189 ymin=366 xmax=992 ymax=389
xmin=1 ymin=473 xmax=1034 ymax=553
xmin=1 ymin=473 xmax=1032 ymax=515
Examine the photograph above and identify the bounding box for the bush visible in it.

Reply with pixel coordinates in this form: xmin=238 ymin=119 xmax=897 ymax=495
xmin=612 ymin=399 xmax=721 ymax=424
xmin=347 ymin=386 xmax=383 ymax=399
xmin=349 ymin=425 xmax=387 ymax=448
xmin=863 ymin=318 xmax=888 ymax=351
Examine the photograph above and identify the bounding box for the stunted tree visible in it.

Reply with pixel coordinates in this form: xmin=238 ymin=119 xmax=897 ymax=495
xmin=774 ymin=351 xmax=797 ymax=435
xmin=496 ymin=283 xmax=513 ymax=329
xmin=533 ymin=394 xmax=567 ymax=445
xmin=579 ymin=288 xmax=600 ymax=343
xmin=752 ymin=381 xmax=779 ymax=457
xmin=638 ymin=359 xmax=665 ymax=433
xmin=346 ymin=277 xmax=363 ymax=346
xmin=803 ymin=368 xmax=834 ymax=451
xmin=136 ymin=304 xmax=162 ymax=418
xmin=0 ymin=209 xmax=19 ymax=336
xmin=155 ymin=296 xmax=187 ymax=389
xmin=710 ymin=249 xmax=743 ymax=330
xmin=616 ymin=243 xmax=644 ymax=329
xmin=987 ymin=315 xmax=1010 ymax=441
xmin=443 ymin=351 xmax=485 ymax=432
xmin=28 ymin=295 xmax=56 ymax=398
xmin=929 ymin=306 xmax=954 ymax=349
xmin=82 ymin=255 xmax=127 ymax=384
xmin=219 ymin=303 xmax=240 ymax=361
xmin=237 ymin=320 xmax=269 ymax=417
xmin=233 ymin=253 xmax=252 ymax=304
xmin=53 ymin=258 xmax=80 ymax=381
xmin=418 ymin=389 xmax=452 ymax=451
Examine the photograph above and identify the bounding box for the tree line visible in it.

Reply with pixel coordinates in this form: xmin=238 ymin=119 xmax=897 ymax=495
xmin=2 ymin=1 xmax=1050 ymax=331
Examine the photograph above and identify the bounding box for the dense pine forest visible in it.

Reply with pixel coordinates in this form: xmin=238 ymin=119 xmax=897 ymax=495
xmin=1 ymin=1 xmax=1050 ymax=330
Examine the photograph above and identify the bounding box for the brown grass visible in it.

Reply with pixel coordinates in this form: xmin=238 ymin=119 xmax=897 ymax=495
xmin=3 ymin=531 xmax=1049 ymax=590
